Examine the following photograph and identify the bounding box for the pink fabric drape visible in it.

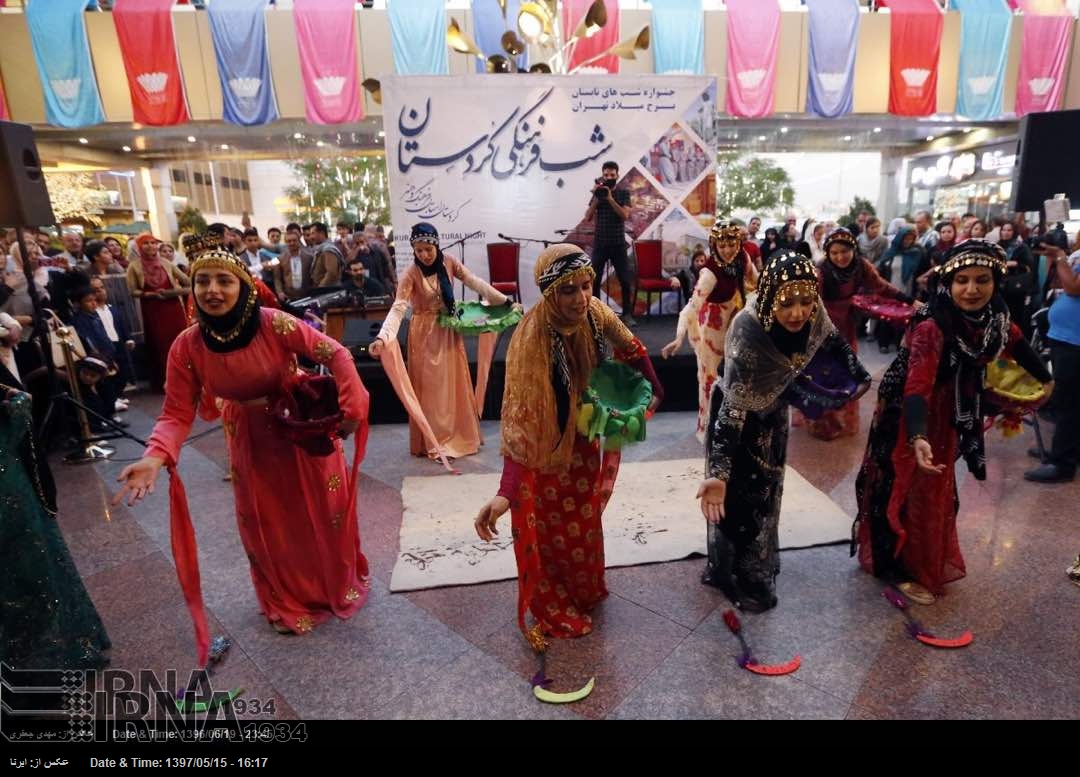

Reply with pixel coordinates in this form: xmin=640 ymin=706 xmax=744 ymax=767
xmin=379 ymin=339 xmax=457 ymax=473
xmin=1016 ymin=0 xmax=1073 ymax=116
xmin=882 ymin=0 xmax=944 ymax=117
xmin=725 ymin=0 xmax=780 ymax=118
xmin=293 ymin=0 xmax=364 ymax=124
xmin=113 ymin=0 xmax=190 ymax=126
xmin=563 ymin=0 xmax=621 ymax=73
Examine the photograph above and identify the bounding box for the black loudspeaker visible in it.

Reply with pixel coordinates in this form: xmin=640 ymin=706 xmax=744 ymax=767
xmin=0 ymin=121 xmax=55 ymax=226
xmin=1011 ymin=109 xmax=1080 ymax=212
xmin=343 ymin=316 xmax=408 ymax=360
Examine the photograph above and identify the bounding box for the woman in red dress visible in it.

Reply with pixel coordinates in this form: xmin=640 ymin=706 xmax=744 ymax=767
xmin=854 ymin=241 xmax=1053 ymax=604
xmin=473 ymin=245 xmax=663 ymax=651
xmin=125 ymin=233 xmax=190 ymax=392
xmin=115 ymin=237 xmax=371 ymax=664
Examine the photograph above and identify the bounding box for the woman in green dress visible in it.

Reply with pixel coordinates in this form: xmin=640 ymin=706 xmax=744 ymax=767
xmin=0 ymin=382 xmax=110 ymax=669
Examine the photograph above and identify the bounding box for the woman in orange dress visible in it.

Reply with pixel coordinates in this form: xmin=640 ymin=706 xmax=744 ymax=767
xmin=370 ymin=222 xmax=512 ymax=459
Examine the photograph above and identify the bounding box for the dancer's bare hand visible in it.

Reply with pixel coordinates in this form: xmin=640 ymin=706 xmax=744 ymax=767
xmin=368 ymin=339 xmax=385 ymax=359
xmin=475 ymin=496 xmax=510 ymax=541
xmin=697 ymin=478 xmax=726 ymax=523
xmin=660 ymin=338 xmax=682 ymax=359
xmin=338 ymin=418 xmax=359 ymax=439
xmin=912 ymin=439 xmax=945 ymax=475
xmin=853 ymin=380 xmax=872 ymax=401
xmin=114 ymin=456 xmax=165 ymax=506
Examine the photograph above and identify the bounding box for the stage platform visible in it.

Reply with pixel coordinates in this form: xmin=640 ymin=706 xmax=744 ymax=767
xmin=345 ymin=314 xmax=697 ymax=424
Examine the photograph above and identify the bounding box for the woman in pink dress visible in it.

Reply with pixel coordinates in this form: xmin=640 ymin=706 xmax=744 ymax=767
xmin=115 ymin=238 xmax=370 ymax=661
xmin=370 ymin=222 xmax=513 ymax=460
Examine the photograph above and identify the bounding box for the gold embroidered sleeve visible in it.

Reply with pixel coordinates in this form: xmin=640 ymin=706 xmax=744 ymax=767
xmin=272 ymin=310 xmax=298 ymax=336
xmin=592 ymin=298 xmax=635 ymax=353
xmin=313 ymin=340 xmax=338 ymax=363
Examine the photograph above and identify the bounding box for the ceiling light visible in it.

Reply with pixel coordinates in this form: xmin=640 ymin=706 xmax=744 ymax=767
xmin=926 ymin=135 xmax=935 ymax=141
xmin=377 ymin=130 xmax=385 ymax=138
xmin=187 ymin=136 xmax=196 ymax=143
xmin=780 ymin=126 xmax=789 ymax=133
xmin=220 ymin=144 xmax=230 ymax=150
xmin=316 ymin=140 xmax=325 ymax=148
xmin=122 ymin=145 xmax=131 ymax=152
xmin=293 ymin=132 xmax=304 ymax=140
xmin=842 ymin=135 xmax=852 ymax=141
xmin=873 ymin=127 xmax=882 ymax=133
xmin=78 ymin=137 xmax=88 ymax=144
xmin=757 ymin=135 xmax=766 ymax=141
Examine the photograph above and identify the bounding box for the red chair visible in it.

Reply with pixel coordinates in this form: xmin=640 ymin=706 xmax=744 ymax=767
xmin=486 ymin=242 xmax=520 ymax=302
xmin=634 ymin=239 xmax=679 ymax=315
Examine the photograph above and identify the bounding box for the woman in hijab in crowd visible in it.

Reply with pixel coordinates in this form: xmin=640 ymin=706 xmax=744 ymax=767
xmin=126 ymin=233 xmax=190 ymax=392
xmin=662 ymin=222 xmax=758 ymax=441
xmin=997 ymin=221 xmax=1037 ymax=338
xmin=115 ymin=234 xmax=372 ymax=660
xmin=370 ymin=223 xmax=514 ymax=461
xmin=808 ymin=229 xmax=915 ymax=440
xmin=853 ymin=241 xmax=1052 ymax=605
xmin=857 ymin=217 xmax=890 ymax=267
xmin=969 ymin=219 xmax=989 ymax=240
xmin=875 ymin=226 xmax=927 ymax=352
xmin=915 ymin=221 xmax=958 ymax=299
xmin=698 ymin=250 xmax=870 ymax=612
xmin=803 ymin=220 xmax=827 ymax=264
xmin=474 ymin=244 xmax=663 ymax=651
xmin=759 ymin=227 xmax=782 ymax=258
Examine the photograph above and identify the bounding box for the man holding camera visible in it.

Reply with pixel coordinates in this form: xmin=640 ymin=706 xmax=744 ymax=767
xmin=585 ymin=161 xmax=636 ymax=325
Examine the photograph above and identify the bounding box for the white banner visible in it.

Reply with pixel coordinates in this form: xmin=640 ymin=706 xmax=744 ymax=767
xmin=382 ymin=74 xmax=718 ymax=307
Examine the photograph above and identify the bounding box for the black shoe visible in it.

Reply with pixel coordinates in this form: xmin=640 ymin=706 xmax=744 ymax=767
xmin=1023 ymin=463 xmax=1075 ymax=483
xmin=878 ymin=344 xmax=890 ymax=354
xmin=1028 ymin=446 xmax=1045 ymax=460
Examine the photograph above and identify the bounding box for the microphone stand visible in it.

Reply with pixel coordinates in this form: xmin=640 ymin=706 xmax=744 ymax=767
xmin=441 ymin=230 xmax=482 ymax=300
xmin=498 ymin=233 xmax=558 ymax=248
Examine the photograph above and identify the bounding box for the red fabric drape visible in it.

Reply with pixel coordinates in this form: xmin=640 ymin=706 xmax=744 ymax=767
xmin=113 ymin=0 xmax=190 ymax=125
xmin=881 ymin=0 xmax=944 ymax=117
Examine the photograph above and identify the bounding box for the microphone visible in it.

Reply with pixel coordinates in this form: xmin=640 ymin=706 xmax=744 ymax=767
xmin=497 ymin=233 xmax=511 ymax=241
xmin=554 ymin=229 xmax=570 ymax=235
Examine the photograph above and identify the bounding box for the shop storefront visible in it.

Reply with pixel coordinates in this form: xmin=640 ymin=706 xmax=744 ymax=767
xmin=904 ymin=140 xmax=1018 ymax=221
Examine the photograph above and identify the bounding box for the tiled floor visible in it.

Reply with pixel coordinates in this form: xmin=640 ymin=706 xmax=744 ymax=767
xmin=53 ymin=345 xmax=1079 ymax=719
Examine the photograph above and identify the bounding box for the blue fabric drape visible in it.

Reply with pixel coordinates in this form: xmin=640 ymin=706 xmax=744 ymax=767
xmin=651 ymin=0 xmax=704 ymax=75
xmin=471 ymin=0 xmax=528 ymax=72
xmin=389 ymin=0 xmax=450 ymax=75
xmin=951 ymin=0 xmax=1012 ymax=121
xmin=208 ymin=0 xmax=279 ymax=126
xmin=805 ymin=0 xmax=859 ymax=118
xmin=26 ymin=0 xmax=104 ymax=128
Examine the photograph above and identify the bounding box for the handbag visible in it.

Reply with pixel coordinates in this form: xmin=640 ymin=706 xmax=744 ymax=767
xmin=45 ymin=309 xmax=86 ymax=368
